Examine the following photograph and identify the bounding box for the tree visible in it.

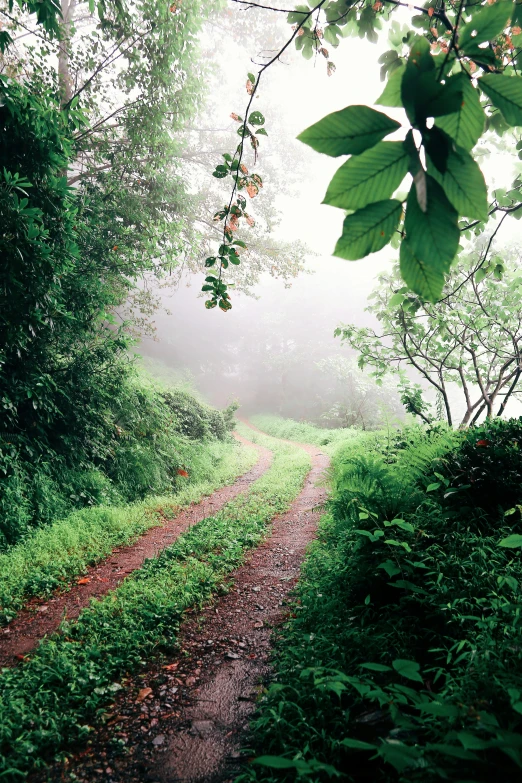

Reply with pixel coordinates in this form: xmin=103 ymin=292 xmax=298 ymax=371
xmin=1 ymin=0 xmax=218 ymax=296
xmin=202 ymin=0 xmax=522 ymax=311
xmin=0 ymin=0 xmax=222 ymax=543
xmin=314 ymin=355 xmax=403 ymax=428
xmin=1 ymin=0 xmax=311 ymax=306
xmin=335 ymin=245 xmax=522 ymax=427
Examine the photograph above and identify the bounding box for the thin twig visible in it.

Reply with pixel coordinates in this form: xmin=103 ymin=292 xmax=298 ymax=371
xmin=217 ymin=0 xmax=329 ymax=290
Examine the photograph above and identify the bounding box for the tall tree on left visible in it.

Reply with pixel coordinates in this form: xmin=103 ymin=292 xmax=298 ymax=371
xmin=0 ymin=0 xmax=215 ymax=545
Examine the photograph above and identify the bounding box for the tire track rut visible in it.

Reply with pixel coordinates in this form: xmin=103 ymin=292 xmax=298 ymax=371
xmin=0 ymin=433 xmax=271 ymax=668
xmin=56 ymin=424 xmax=329 ymax=783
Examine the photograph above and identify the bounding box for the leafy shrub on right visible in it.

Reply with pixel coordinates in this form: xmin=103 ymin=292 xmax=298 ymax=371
xmin=241 ymin=419 xmax=522 ymax=782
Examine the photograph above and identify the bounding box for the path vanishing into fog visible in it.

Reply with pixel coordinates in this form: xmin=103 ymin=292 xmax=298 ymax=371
xmin=30 ymin=422 xmax=330 ymax=783
xmin=0 ymin=432 xmax=272 ymax=668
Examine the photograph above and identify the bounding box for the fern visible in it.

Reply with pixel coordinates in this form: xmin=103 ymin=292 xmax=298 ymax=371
xmin=395 ymin=429 xmax=460 ymax=484
xmin=331 ymin=454 xmax=418 ymax=522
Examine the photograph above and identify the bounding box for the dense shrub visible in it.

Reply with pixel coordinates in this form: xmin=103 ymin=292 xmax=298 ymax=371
xmin=436 ymin=417 xmax=522 ymax=519
xmin=243 ymin=419 xmax=522 ymax=783
xmin=0 ymin=371 xmax=234 ymax=549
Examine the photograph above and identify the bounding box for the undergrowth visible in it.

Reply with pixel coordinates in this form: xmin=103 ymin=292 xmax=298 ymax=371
xmin=0 ymin=432 xmax=310 ymax=780
xmin=242 ymin=418 xmax=522 ymax=782
xmin=0 ymin=438 xmax=256 ymax=625
xmin=0 ymin=370 xmax=237 ymax=549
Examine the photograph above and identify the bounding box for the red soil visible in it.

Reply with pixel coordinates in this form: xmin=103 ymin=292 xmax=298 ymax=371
xmin=0 ymin=433 xmax=272 ymax=669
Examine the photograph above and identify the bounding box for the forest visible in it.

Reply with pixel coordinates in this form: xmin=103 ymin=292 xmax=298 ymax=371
xmin=1 ymin=0 xmax=522 ymax=780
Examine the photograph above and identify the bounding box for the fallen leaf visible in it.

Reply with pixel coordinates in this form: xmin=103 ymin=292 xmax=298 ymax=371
xmin=163 ymin=662 xmax=179 ymax=671
xmin=136 ymin=687 xmax=153 ymax=703
xmin=107 ymin=715 xmax=129 ymax=726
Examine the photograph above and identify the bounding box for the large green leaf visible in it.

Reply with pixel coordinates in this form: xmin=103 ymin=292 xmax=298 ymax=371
xmin=423 ymin=75 xmax=464 ymax=119
xmin=392 ymin=658 xmax=424 ymax=683
xmin=400 ymin=238 xmax=446 ymax=301
xmin=297 ymin=106 xmax=401 ymax=157
xmin=401 ymin=37 xmax=463 ymax=124
xmin=323 ymin=141 xmax=409 ymax=209
xmin=459 ymin=1 xmax=513 ymax=50
xmin=342 ymin=738 xmax=377 ymax=751
xmin=376 ymin=64 xmax=405 ymax=107
xmin=499 ymin=534 xmax=522 ymax=547
xmin=428 ymin=143 xmax=488 ymax=220
xmin=334 ymin=199 xmax=402 ymax=260
xmin=253 ymin=756 xmax=307 ymax=770
xmin=401 ymin=36 xmax=434 ymax=125
xmin=404 ymin=175 xmax=459 ymax=272
xmin=480 ymin=74 xmax=522 ymax=126
xmin=436 ymin=75 xmax=485 ymax=150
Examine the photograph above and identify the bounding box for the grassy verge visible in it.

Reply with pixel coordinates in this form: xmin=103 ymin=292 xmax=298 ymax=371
xmin=0 ymin=439 xmax=257 ymax=625
xmin=0 ymin=436 xmax=310 ymax=780
xmin=241 ymin=422 xmax=522 ymax=783
xmin=249 ymin=414 xmax=364 ymax=456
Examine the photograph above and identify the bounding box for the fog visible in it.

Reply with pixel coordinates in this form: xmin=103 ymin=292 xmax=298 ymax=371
xmin=137 ymin=1 xmax=520 ymax=428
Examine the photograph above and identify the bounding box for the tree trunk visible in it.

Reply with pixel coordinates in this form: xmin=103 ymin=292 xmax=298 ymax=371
xmin=497 ymin=369 xmax=522 ymax=417
xmin=459 ymin=407 xmax=474 ymax=428
xmin=58 ymin=0 xmax=76 ymax=107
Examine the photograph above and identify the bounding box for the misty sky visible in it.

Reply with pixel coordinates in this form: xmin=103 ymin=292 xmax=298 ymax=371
xmin=139 ymin=1 xmax=521 ymax=422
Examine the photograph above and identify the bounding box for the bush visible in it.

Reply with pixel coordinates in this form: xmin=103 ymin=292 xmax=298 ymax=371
xmin=243 ymin=421 xmax=522 ymax=782
xmin=0 ymin=370 xmax=235 ymax=549
xmin=161 ymin=389 xmax=229 ymax=440
xmin=437 ymin=417 xmax=522 ymax=519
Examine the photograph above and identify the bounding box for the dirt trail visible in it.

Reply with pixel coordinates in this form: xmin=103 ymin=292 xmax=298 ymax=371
xmin=57 ymin=424 xmax=329 ymax=783
xmin=0 ymin=433 xmax=271 ymax=668
xmin=237 ymin=417 xmax=324 ymax=454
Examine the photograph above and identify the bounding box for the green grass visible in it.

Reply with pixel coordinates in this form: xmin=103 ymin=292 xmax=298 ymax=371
xmin=249 ymin=414 xmax=364 ymax=456
xmin=0 ymin=439 xmax=257 ymax=625
xmin=0 ymin=435 xmax=310 ymax=780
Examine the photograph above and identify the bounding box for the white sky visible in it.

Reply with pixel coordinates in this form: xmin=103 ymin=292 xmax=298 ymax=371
xmin=147 ymin=2 xmax=522 ymax=420
xmin=198 ymin=3 xmax=520 ymax=300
